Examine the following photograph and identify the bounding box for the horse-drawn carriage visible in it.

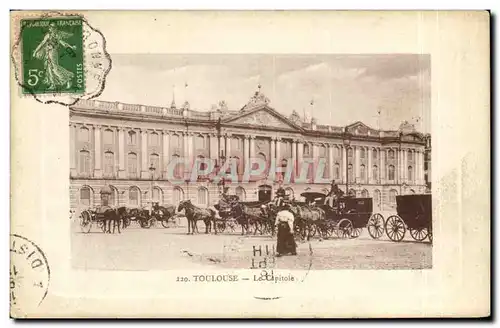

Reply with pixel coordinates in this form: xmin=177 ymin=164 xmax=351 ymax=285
xmin=385 ymin=194 xmax=432 ymax=242
xmin=79 ymin=206 xmax=125 ymax=233
xmin=297 ymin=192 xmax=385 ymax=240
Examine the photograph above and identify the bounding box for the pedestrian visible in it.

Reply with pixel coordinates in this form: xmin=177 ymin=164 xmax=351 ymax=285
xmin=275 ymin=203 xmax=297 ymax=257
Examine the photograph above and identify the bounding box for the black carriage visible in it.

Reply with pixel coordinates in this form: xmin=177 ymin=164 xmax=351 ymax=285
xmin=79 ymin=206 xmax=111 ymax=233
xmin=385 ymin=194 xmax=432 ymax=242
xmin=299 ymin=192 xmax=385 ymax=239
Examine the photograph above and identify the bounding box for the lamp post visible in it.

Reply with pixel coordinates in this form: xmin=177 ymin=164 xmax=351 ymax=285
xmin=343 ymin=129 xmax=351 ymax=195
xmin=398 ymin=131 xmax=403 ymax=195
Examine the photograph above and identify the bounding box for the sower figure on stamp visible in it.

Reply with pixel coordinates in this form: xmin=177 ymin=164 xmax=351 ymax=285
xmin=32 ymin=22 xmax=76 ymax=90
xmin=275 ymin=203 xmax=297 ymax=257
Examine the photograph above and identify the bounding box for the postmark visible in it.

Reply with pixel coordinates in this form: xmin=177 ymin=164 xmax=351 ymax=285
xmin=10 ymin=234 xmax=50 ymax=312
xmin=11 ymin=11 xmax=112 ymax=106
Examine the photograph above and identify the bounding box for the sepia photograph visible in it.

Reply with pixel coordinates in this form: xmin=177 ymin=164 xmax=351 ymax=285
xmin=69 ymin=54 xmax=432 ymax=271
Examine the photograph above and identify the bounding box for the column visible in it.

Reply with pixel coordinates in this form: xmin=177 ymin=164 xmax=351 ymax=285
xmin=114 ymin=128 xmax=119 ymax=177
xmin=380 ymin=148 xmax=385 ymax=184
xmin=250 ymin=136 xmax=256 ymax=158
xmin=328 ymin=144 xmax=334 ymax=180
xmin=396 ymin=149 xmax=401 ymax=184
xmin=140 ymin=130 xmax=148 ymax=179
xmin=276 ymin=137 xmax=282 ymax=161
xmin=209 ymin=133 xmax=218 ymax=160
xmin=270 ymin=137 xmax=276 ymax=165
xmin=243 ymin=136 xmax=250 ymax=172
xmin=69 ymin=124 xmax=76 ymax=176
xmin=297 ymin=141 xmax=303 ymax=176
xmin=292 ymin=140 xmax=297 ymax=175
xmin=367 ymin=147 xmax=372 ymax=184
xmin=404 ymin=149 xmax=408 ymax=183
xmin=341 ymin=146 xmax=347 ymax=184
xmin=162 ymin=131 xmax=170 ymax=178
xmin=354 ymin=146 xmax=360 ymax=183
xmin=94 ymin=125 xmax=102 ymax=178
xmin=418 ymin=150 xmax=423 ymax=185
xmin=311 ymin=143 xmax=318 ymax=180
xmin=118 ymin=128 xmax=126 ymax=178
xmin=225 ymin=134 xmax=231 ymax=157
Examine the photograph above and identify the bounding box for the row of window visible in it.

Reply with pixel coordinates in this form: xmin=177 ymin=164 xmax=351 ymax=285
xmin=79 ymin=185 xmax=248 ymax=207
xmin=78 ymin=149 xmax=417 ymax=182
xmin=77 ymin=128 xmax=419 ymax=161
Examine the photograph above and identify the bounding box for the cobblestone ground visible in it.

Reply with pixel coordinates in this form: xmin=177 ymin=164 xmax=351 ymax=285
xmin=71 ymin=216 xmax=432 ymax=271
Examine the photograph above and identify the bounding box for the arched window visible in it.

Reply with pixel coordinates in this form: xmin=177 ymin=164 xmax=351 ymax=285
xmin=196 ymin=135 xmax=205 ymax=149
xmin=129 ymin=186 xmax=141 ymax=207
xmin=374 ymin=189 xmax=381 ymax=209
xmin=334 ymin=163 xmax=340 ymax=180
xmin=233 ymin=156 xmax=242 ymax=174
xmin=80 ymin=186 xmax=92 ymax=206
xmin=304 ymin=144 xmax=310 ymax=155
xmin=104 ymin=151 xmax=114 ymax=177
xmin=103 ymin=129 xmax=114 ymax=144
xmin=256 ymin=152 xmax=267 ymax=172
xmin=78 ymin=127 xmax=90 ymax=142
xmin=334 ymin=146 xmax=340 ymax=158
xmin=128 ymin=131 xmax=137 ymax=145
xmin=149 ymin=153 xmax=160 ymax=177
xmin=79 ymin=150 xmax=91 ymax=175
xmin=152 ymin=187 xmax=163 ymax=203
xmin=361 ymin=189 xmax=369 ymax=198
xmin=389 ymin=189 xmax=398 ymax=206
xmin=388 ymin=149 xmax=395 ymax=160
xmin=197 ymin=187 xmax=209 ymax=207
xmin=388 ymin=165 xmax=395 ymax=181
xmin=236 ymin=186 xmax=246 ymax=201
xmin=109 ymin=186 xmax=118 ymax=207
xmin=319 ymin=145 xmax=327 ymax=157
xmin=408 ymin=151 xmax=413 ymax=161
xmin=172 ymin=154 xmax=182 ymax=178
xmin=372 ymin=165 xmax=379 ymax=182
xmin=348 ymin=148 xmax=353 ymax=158
xmin=149 ymin=132 xmax=159 ymax=146
xmin=348 ymin=164 xmax=354 ymax=181
xmin=407 ymin=166 xmax=413 ymax=182
xmin=360 ymin=148 xmax=366 ymax=159
xmin=372 ymin=148 xmax=378 ymax=160
xmin=171 ymin=134 xmax=180 ymax=148
xmin=127 ymin=153 xmax=138 ymax=178
xmin=173 ymin=187 xmax=185 ymax=204
xmin=360 ymin=164 xmax=366 ymax=182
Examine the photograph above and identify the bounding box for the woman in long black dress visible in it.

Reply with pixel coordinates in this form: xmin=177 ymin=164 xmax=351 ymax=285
xmin=275 ymin=205 xmax=297 ymax=257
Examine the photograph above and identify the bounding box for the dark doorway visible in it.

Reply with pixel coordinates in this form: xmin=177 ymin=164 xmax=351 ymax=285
xmin=258 ymin=184 xmax=272 ymax=202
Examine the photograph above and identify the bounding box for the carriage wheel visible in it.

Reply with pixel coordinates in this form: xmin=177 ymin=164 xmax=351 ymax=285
xmin=161 ymin=219 xmax=169 ymax=228
xmin=140 ymin=219 xmax=151 ymax=229
xmin=337 ymin=219 xmax=353 ymax=239
xmin=367 ymin=213 xmax=385 ymax=239
xmin=216 ymin=221 xmax=226 ymax=233
xmin=350 ymin=228 xmax=362 ymax=239
xmin=385 ymin=215 xmax=406 ymax=242
xmin=409 ymin=227 xmax=429 ymax=241
xmin=428 ymin=228 xmax=433 ymax=243
xmin=80 ymin=211 xmax=92 ymax=233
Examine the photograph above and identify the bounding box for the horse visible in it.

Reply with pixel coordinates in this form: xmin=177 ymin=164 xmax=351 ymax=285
xmin=177 ymin=200 xmax=216 ymax=235
xmin=288 ymin=202 xmax=325 ymax=241
xmin=102 ymin=207 xmax=129 ymax=234
xmin=152 ymin=203 xmax=177 ymax=227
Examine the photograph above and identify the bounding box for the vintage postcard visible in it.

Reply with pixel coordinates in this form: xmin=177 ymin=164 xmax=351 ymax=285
xmin=10 ymin=10 xmax=490 ymax=318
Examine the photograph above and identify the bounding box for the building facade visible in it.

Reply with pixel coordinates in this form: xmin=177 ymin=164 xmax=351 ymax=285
xmin=69 ymin=89 xmax=428 ymax=212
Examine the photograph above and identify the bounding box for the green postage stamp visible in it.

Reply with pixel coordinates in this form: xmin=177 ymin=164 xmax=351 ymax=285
xmin=21 ymin=17 xmax=84 ymax=95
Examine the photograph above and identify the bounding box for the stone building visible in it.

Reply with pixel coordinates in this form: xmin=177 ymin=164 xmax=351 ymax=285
xmin=69 ymin=89 xmax=428 ymax=212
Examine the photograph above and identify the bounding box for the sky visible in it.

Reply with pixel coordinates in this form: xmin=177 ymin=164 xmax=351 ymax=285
xmin=97 ymin=54 xmax=431 ymax=133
